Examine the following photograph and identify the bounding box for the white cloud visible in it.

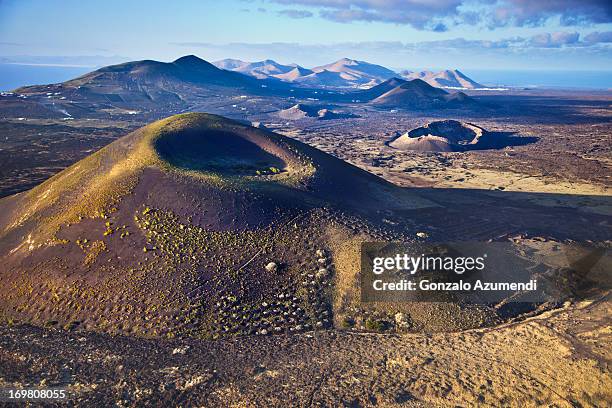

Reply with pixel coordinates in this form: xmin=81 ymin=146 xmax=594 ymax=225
xmin=268 ymin=0 xmax=612 ymax=30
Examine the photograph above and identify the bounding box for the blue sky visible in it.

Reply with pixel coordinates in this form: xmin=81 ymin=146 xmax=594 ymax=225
xmin=0 ymin=0 xmax=611 ymax=71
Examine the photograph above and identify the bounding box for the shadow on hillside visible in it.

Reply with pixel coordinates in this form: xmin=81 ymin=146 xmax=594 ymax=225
xmin=393 ymin=186 xmax=611 ymax=243
xmin=472 ymin=131 xmax=539 ymax=150
xmin=467 ymin=94 xmax=612 ymax=124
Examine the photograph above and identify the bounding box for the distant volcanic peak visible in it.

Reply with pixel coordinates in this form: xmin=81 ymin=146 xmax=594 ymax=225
xmin=58 ymin=55 xmax=260 ymax=95
xmin=318 ymin=58 xmax=394 ymax=73
xmin=323 ymin=57 xmax=369 ymax=69
xmin=93 ymin=55 xmax=216 ymax=76
xmin=369 ymin=78 xmax=479 ymax=109
xmin=390 ymin=120 xmax=487 ymax=152
xmin=173 ymin=56 xmax=221 ymax=75
xmin=403 ymin=69 xmax=484 ymax=89
xmin=219 ymin=59 xmax=296 ymax=79
xmin=402 ymin=78 xmax=445 ymax=92
xmin=313 ymin=58 xmax=352 ymax=71
xmin=311 ymin=58 xmax=397 ymax=85
xmin=274 ymin=66 xmax=314 ymax=81
xmin=370 ymin=78 xmax=448 ymax=107
xmin=247 ymin=59 xmax=291 ymax=71
xmin=173 ymin=54 xmax=209 ymax=66
xmin=95 ymin=59 xmax=167 ymax=74
xmin=292 ymin=70 xmax=351 ymax=87
xmin=356 ymin=77 xmax=408 ymax=98
xmin=212 ymin=58 xmax=249 ymax=70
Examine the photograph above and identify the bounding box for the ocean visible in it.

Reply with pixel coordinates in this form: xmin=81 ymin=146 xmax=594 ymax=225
xmin=0 ymin=63 xmax=92 ymax=91
xmin=461 ymin=69 xmax=612 ymax=90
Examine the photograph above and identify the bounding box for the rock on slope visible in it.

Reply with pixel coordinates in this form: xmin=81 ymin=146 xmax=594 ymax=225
xmin=277 ymin=104 xmax=359 ymax=120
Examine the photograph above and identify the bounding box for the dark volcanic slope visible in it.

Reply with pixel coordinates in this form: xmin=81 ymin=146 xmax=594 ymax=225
xmin=72 ymin=55 xmax=255 ymax=87
xmin=19 ymin=55 xmax=260 ymax=97
xmin=0 ymin=113 xmax=439 ymax=339
xmin=354 ymin=77 xmax=407 ymax=100
xmin=370 ymin=78 xmax=475 ymax=109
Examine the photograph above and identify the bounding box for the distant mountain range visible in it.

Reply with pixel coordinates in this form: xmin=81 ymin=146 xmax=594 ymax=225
xmin=7 ymin=55 xmax=478 ymax=118
xmin=213 ymin=57 xmax=395 ymax=88
xmin=213 ymin=58 xmax=486 ymax=90
xmin=213 ymin=59 xmax=298 ymax=80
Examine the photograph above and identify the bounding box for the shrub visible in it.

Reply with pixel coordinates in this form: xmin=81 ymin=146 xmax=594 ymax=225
xmin=365 ymin=318 xmax=386 ymax=332
xmin=341 ymin=317 xmax=355 ymax=328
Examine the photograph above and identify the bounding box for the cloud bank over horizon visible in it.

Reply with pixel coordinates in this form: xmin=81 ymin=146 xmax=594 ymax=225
xmin=267 ymin=0 xmax=612 ymax=31
xmin=171 ymin=29 xmax=612 ymax=70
